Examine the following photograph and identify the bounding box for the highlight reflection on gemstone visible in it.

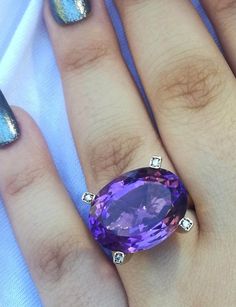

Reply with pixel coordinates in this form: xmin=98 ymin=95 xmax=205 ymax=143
xmin=89 ymin=167 xmax=188 ymax=253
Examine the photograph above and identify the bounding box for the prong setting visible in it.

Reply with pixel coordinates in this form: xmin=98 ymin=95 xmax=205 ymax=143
xmin=149 ymin=156 xmax=162 ymax=169
xmin=82 ymin=192 xmax=96 ymax=204
xmin=112 ymin=251 xmax=126 ymax=265
xmin=179 ymin=217 xmax=193 ymax=232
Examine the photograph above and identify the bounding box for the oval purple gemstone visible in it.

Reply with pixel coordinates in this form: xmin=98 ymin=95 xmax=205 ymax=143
xmin=89 ymin=167 xmax=188 ymax=253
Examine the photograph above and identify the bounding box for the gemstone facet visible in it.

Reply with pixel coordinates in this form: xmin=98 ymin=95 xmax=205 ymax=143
xmin=89 ymin=167 xmax=188 ymax=253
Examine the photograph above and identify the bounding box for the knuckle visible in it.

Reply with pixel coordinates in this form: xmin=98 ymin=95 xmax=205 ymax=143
xmin=215 ymin=0 xmax=236 ymax=14
xmin=58 ymin=40 xmax=114 ymax=73
xmin=157 ymin=56 xmax=225 ymax=111
xmin=32 ymin=233 xmax=121 ymax=305
xmin=33 ymin=233 xmax=85 ymax=284
xmin=5 ymin=163 xmax=48 ymax=197
xmin=87 ymin=133 xmax=145 ymax=184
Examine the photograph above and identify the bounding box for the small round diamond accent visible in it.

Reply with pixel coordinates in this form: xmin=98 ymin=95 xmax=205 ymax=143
xmin=179 ymin=217 xmax=193 ymax=232
xmin=149 ymin=156 xmax=162 ymax=169
xmin=113 ymin=252 xmax=125 ymax=264
xmin=82 ymin=192 xmax=95 ymax=204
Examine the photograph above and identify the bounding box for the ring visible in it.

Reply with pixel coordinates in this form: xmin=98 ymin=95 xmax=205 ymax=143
xmin=82 ymin=156 xmax=193 ymax=265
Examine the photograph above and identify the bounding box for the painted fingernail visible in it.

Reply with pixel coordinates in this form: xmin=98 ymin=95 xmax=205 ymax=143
xmin=0 ymin=91 xmax=20 ymax=148
xmin=49 ymin=0 xmax=91 ymax=25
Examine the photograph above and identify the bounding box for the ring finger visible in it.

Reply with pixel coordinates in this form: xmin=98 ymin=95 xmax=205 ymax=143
xmin=115 ymin=0 xmax=236 ymax=233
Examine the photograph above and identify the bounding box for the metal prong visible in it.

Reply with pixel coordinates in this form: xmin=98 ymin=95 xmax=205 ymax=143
xmin=149 ymin=156 xmax=162 ymax=169
xmin=112 ymin=251 xmax=126 ymax=265
xmin=81 ymin=192 xmax=96 ymax=205
xmin=179 ymin=217 xmax=193 ymax=232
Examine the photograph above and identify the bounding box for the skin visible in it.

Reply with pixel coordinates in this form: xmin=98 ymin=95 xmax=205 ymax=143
xmin=0 ymin=0 xmax=236 ymax=306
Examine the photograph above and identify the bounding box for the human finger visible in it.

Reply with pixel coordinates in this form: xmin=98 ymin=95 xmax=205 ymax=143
xmin=0 ymin=99 xmax=127 ymax=306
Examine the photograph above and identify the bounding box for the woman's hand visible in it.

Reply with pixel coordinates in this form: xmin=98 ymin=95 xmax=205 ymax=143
xmin=1 ymin=1 xmax=236 ymax=306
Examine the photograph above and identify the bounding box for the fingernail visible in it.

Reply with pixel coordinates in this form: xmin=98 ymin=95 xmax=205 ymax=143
xmin=49 ymin=0 xmax=91 ymax=25
xmin=0 ymin=91 xmax=20 ymax=148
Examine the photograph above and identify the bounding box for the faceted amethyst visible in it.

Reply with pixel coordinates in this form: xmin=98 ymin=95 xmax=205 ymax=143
xmin=89 ymin=167 xmax=188 ymax=253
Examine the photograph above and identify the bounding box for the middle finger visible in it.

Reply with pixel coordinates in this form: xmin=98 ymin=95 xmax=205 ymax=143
xmin=45 ymin=0 xmax=198 ymax=304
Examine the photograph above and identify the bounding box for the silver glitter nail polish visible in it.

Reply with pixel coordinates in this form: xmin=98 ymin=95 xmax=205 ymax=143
xmin=0 ymin=91 xmax=20 ymax=147
xmin=49 ymin=0 xmax=91 ymax=25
